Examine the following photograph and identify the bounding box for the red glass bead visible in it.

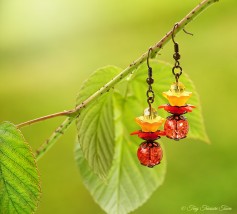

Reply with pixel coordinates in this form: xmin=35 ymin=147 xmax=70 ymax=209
xmin=164 ymin=115 xmax=189 ymax=140
xmin=137 ymin=141 xmax=163 ymax=167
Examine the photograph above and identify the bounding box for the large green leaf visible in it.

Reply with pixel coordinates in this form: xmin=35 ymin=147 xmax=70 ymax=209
xmin=75 ymin=61 xmax=209 ymax=214
xmin=0 ymin=121 xmax=40 ymax=214
xmin=76 ymin=93 xmax=166 ymax=214
xmin=76 ymin=66 xmax=121 ymax=178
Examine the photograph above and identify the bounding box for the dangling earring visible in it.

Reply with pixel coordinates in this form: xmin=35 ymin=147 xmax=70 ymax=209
xmin=159 ymin=24 xmax=195 ymax=140
xmin=131 ymin=48 xmax=165 ymax=168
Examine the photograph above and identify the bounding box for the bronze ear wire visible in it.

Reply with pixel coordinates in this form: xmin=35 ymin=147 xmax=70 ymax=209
xmin=159 ymin=23 xmax=195 ymax=141
xmin=146 ymin=48 xmax=155 ymax=116
xmin=171 ymin=24 xmax=193 ymax=84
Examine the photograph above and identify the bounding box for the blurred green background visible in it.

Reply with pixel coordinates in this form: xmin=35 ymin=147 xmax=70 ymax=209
xmin=0 ymin=0 xmax=236 ymax=213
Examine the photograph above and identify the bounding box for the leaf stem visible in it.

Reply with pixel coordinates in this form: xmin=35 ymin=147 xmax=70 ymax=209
xmin=22 ymin=0 xmax=218 ymax=161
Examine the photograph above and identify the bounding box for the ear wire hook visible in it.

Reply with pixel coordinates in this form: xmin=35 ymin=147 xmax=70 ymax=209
xmin=172 ymin=23 xmax=179 ymax=44
xmin=171 ymin=24 xmax=182 ymax=84
xmin=147 ymin=47 xmax=152 ymax=70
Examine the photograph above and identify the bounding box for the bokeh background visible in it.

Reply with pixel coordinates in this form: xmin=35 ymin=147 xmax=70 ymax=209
xmin=0 ymin=0 xmax=236 ymax=213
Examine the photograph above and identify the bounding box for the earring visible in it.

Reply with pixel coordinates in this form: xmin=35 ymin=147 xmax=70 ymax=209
xmin=131 ymin=48 xmax=165 ymax=168
xmin=159 ymin=24 xmax=195 ymax=140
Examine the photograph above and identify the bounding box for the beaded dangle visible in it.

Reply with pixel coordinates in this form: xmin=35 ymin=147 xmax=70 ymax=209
xmin=159 ymin=24 xmax=195 ymax=140
xmin=131 ymin=48 xmax=165 ymax=168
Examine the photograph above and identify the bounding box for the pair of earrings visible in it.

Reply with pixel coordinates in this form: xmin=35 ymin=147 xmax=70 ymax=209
xmin=131 ymin=25 xmax=195 ymax=168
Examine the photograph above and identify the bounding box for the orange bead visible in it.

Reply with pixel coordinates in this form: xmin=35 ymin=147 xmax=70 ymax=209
xmin=162 ymin=82 xmax=192 ymax=106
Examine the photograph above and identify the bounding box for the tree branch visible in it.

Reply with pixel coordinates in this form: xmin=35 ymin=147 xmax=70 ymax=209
xmin=72 ymin=0 xmax=219 ymax=114
xmin=17 ymin=0 xmax=218 ymax=130
xmin=20 ymin=0 xmax=218 ymax=161
xmin=16 ymin=111 xmax=74 ymax=129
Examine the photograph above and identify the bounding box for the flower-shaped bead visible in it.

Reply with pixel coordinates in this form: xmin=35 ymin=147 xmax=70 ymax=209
xmin=135 ymin=107 xmax=165 ymax=132
xmin=159 ymin=104 xmax=195 ymax=115
xmin=131 ymin=130 xmax=166 ymax=141
xmin=162 ymin=82 xmax=192 ymax=106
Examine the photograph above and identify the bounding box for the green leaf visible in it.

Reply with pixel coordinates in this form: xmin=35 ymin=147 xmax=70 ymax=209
xmin=0 ymin=121 xmax=40 ymax=214
xmin=75 ymin=61 xmax=209 ymax=214
xmin=75 ymin=94 xmax=166 ymax=214
xmin=76 ymin=66 xmax=121 ymax=178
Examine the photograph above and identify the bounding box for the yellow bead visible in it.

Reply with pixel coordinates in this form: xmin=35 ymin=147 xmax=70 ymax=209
xmin=135 ymin=108 xmax=165 ymax=132
xmin=162 ymin=82 xmax=192 ymax=106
